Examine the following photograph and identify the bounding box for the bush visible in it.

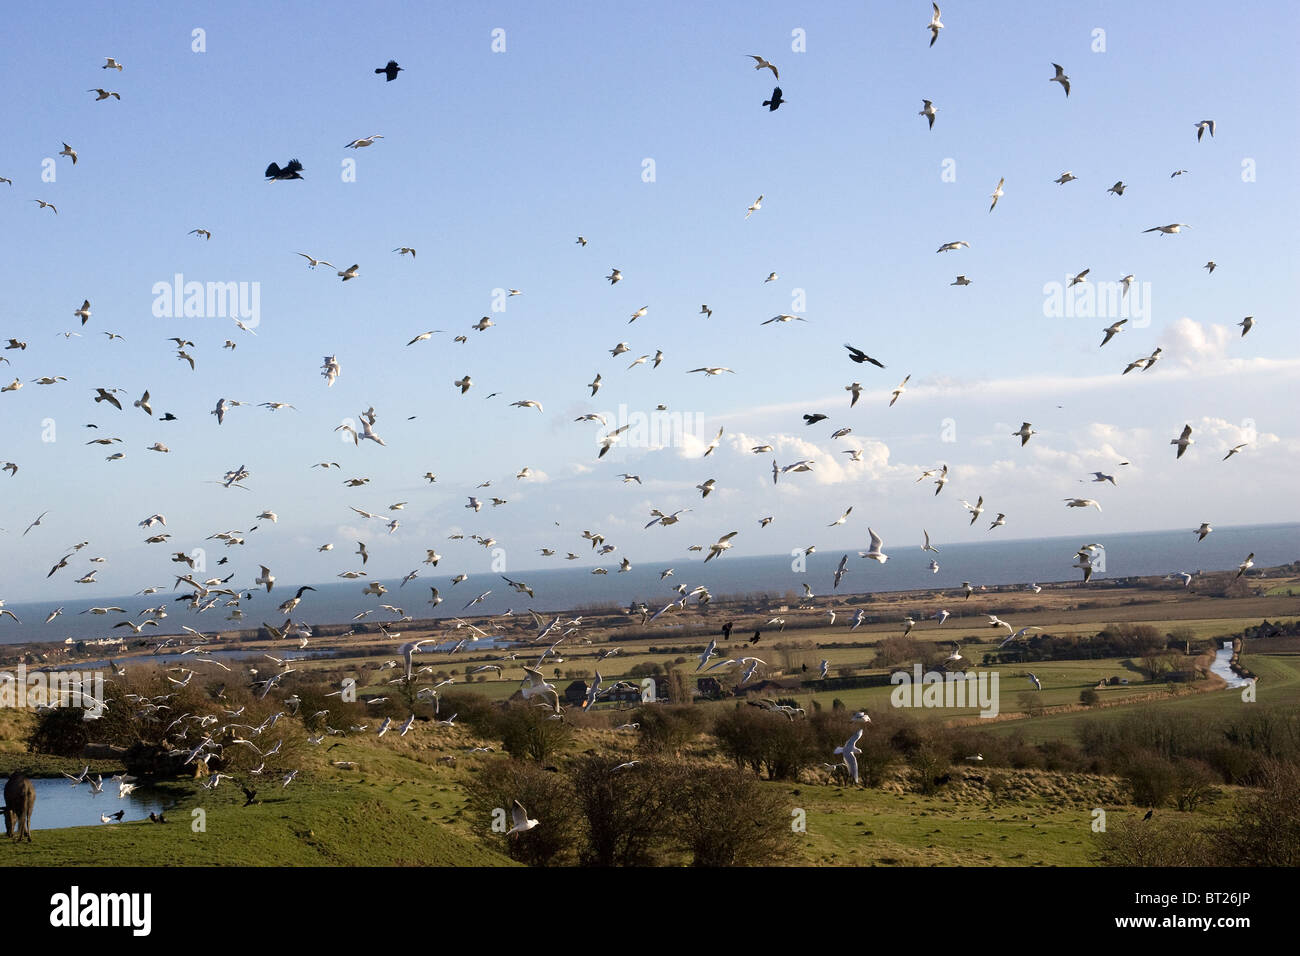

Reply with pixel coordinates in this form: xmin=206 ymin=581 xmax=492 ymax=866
xmin=907 ymin=735 xmax=951 ymax=794
xmin=497 ymin=704 xmax=573 ymax=762
xmin=1214 ymin=759 xmax=1300 ymax=866
xmin=1093 ymin=815 xmax=1216 ymax=866
xmin=464 ymin=757 xmax=581 ymax=866
xmin=668 ymin=765 xmax=794 ymax=866
xmin=568 ymin=755 xmax=680 ymax=866
xmin=1122 ymin=751 xmax=1178 ymax=808
xmin=1172 ymin=758 xmax=1219 ymax=812
xmin=27 ymin=707 xmax=90 ymax=757
xmin=634 ymin=704 xmax=707 ymax=755
xmin=713 ymin=706 xmax=819 ymax=781
xmin=1079 ymin=688 xmax=1100 ymax=707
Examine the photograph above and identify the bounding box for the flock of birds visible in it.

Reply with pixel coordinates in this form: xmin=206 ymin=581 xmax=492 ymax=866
xmin=0 ymin=11 xmax=1270 ymax=829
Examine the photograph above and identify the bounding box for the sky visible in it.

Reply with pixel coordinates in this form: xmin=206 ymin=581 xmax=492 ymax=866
xmin=1 ymin=0 xmax=1297 ymax=604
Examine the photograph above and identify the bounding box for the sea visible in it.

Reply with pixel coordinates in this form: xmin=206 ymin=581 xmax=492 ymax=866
xmin=2 ymin=522 xmax=1295 ymax=647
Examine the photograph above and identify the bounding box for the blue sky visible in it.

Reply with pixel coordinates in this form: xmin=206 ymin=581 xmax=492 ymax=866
xmin=1 ymin=0 xmax=1297 ymax=603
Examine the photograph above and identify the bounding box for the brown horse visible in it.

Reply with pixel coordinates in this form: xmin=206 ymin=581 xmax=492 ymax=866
xmin=2 ymin=773 xmax=35 ymax=842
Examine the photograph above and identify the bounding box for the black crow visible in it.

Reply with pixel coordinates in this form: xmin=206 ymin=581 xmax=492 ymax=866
xmin=1143 ymin=808 xmax=1154 ymax=821
xmin=750 ymin=629 xmax=762 ymax=645
xmin=265 ymin=159 xmax=304 ymax=181
xmin=803 ymin=413 xmax=828 ymax=425
xmin=242 ymin=787 xmax=257 ymax=807
xmin=762 ymin=86 xmax=784 ymax=111
xmin=160 ymin=412 xmax=178 ymax=421
xmin=376 ymin=60 xmax=403 ymax=81
xmin=844 ymin=343 xmax=886 ymax=368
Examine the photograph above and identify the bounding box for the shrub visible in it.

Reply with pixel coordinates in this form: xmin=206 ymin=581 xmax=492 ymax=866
xmin=28 ymin=707 xmax=90 ymax=757
xmin=1213 ymin=759 xmax=1300 ymax=866
xmin=668 ymin=765 xmax=794 ymax=866
xmin=1093 ymin=815 xmax=1216 ymax=866
xmin=497 ymin=704 xmax=573 ymax=762
xmin=568 ymin=755 xmax=679 ymax=866
xmin=1079 ymin=688 xmax=1100 ymax=707
xmin=1172 ymin=758 xmax=1219 ymax=812
xmin=464 ymin=757 xmax=581 ymax=866
xmin=1122 ymin=751 xmax=1178 ymax=808
xmin=634 ymin=704 xmax=707 ymax=755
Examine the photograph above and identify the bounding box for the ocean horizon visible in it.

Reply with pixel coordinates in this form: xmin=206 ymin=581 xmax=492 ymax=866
xmin=2 ymin=521 xmax=1295 ymax=647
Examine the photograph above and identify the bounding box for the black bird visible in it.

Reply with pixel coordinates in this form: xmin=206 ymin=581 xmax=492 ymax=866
xmin=762 ymin=86 xmax=784 ymax=111
xmin=109 ymin=809 xmax=125 ymax=821
xmin=1143 ymin=808 xmax=1154 ymax=821
xmin=160 ymin=412 xmax=178 ymax=421
xmin=803 ymin=413 xmax=829 ymax=425
xmin=721 ymin=621 xmax=734 ymax=639
xmin=844 ymin=343 xmax=886 ymax=368
xmin=148 ymin=811 xmax=168 ymax=823
xmin=750 ymin=629 xmax=762 ymax=645
xmin=265 ymin=159 xmax=305 ymax=181
xmin=376 ymin=60 xmax=403 ymax=81
xmin=241 ymin=787 xmax=257 ymax=807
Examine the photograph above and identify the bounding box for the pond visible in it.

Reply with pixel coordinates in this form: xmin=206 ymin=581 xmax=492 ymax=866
xmin=3 ymin=775 xmax=172 ymax=832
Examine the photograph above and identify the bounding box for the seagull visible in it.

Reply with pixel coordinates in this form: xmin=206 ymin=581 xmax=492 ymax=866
xmin=763 ymin=313 xmax=806 ymax=325
xmin=1069 ymin=269 xmax=1090 ymax=287
xmin=889 ymin=375 xmax=911 ymax=407
xmin=919 ymin=99 xmax=936 ymax=129
xmin=989 ymin=177 xmax=1005 ymax=212
xmin=1107 ymin=181 xmax=1127 ymax=196
xmin=687 ymin=366 xmax=734 ymax=376
xmin=1013 ymin=422 xmax=1036 ymax=446
xmin=961 ymin=496 xmax=984 ymax=526
xmin=927 ymin=3 xmax=943 ymax=45
xmin=1171 ymin=424 xmax=1194 ymax=459
xmin=1090 ymin=471 xmax=1117 ymax=485
xmin=1055 ymin=171 xmax=1078 ymax=184
xmin=1050 ymin=63 xmax=1070 ymax=97
xmin=296 ymin=253 xmax=334 ymax=270
xmin=1142 ymin=223 xmax=1191 ymax=235
xmin=337 ymin=264 xmax=360 ymax=281
xmin=705 ymin=531 xmax=740 ymax=564
xmin=746 ymin=195 xmax=763 ymax=219
xmin=406 ymin=329 xmax=442 ymax=345
xmin=1205 ymin=261 xmax=1217 ymax=274
xmin=1236 ymin=553 xmax=1254 ymax=579
xmin=88 ymin=88 xmax=121 ymax=101
xmin=1100 ymin=320 xmax=1127 ymax=346
xmin=1195 ymin=522 xmax=1213 ymax=541
xmin=989 ymin=513 xmax=1007 ymax=530
xmin=188 ymin=228 xmax=211 ymax=240
xmin=1026 ymin=673 xmax=1042 ymax=691
xmin=748 ymin=55 xmax=778 ymax=78
xmin=1223 ymin=443 xmax=1248 ymax=460
xmin=861 ymin=528 xmax=888 ymax=563
xmin=74 ymin=300 xmax=92 ymax=324
xmin=32 ymin=200 xmax=58 ymax=213
xmin=507 ymin=800 xmax=540 ymax=837
xmin=1195 ymin=119 xmax=1216 ymax=141
xmin=951 ymin=275 xmax=972 ymax=286
xmin=936 ymin=241 xmax=969 ymax=253
xmin=1237 ymin=316 xmax=1254 ymax=337
xmin=60 ymin=143 xmax=78 ymax=164
xmin=102 ymin=57 xmax=124 ymax=71
xmin=834 ymin=728 xmax=864 ymax=784
xmin=628 ymin=306 xmax=648 ymax=323
xmin=828 ymin=506 xmax=853 ymax=527
xmin=1064 ymin=498 xmax=1103 ymax=512
xmin=345 ymin=134 xmax=385 ymax=148
xmin=700 ymin=304 xmax=713 ymax=318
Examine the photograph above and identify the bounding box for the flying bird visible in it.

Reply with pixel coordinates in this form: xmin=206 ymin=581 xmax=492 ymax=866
xmin=1050 ymin=63 xmax=1070 ymax=97
xmin=762 ymin=87 xmax=784 ymax=111
xmin=748 ymin=55 xmax=778 ymax=78
xmin=376 ymin=60 xmax=403 ymax=81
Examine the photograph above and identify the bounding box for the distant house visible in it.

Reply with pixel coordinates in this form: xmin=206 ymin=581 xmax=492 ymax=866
xmin=563 ymin=680 xmax=588 ymax=706
xmin=695 ymin=676 xmax=723 ymax=699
